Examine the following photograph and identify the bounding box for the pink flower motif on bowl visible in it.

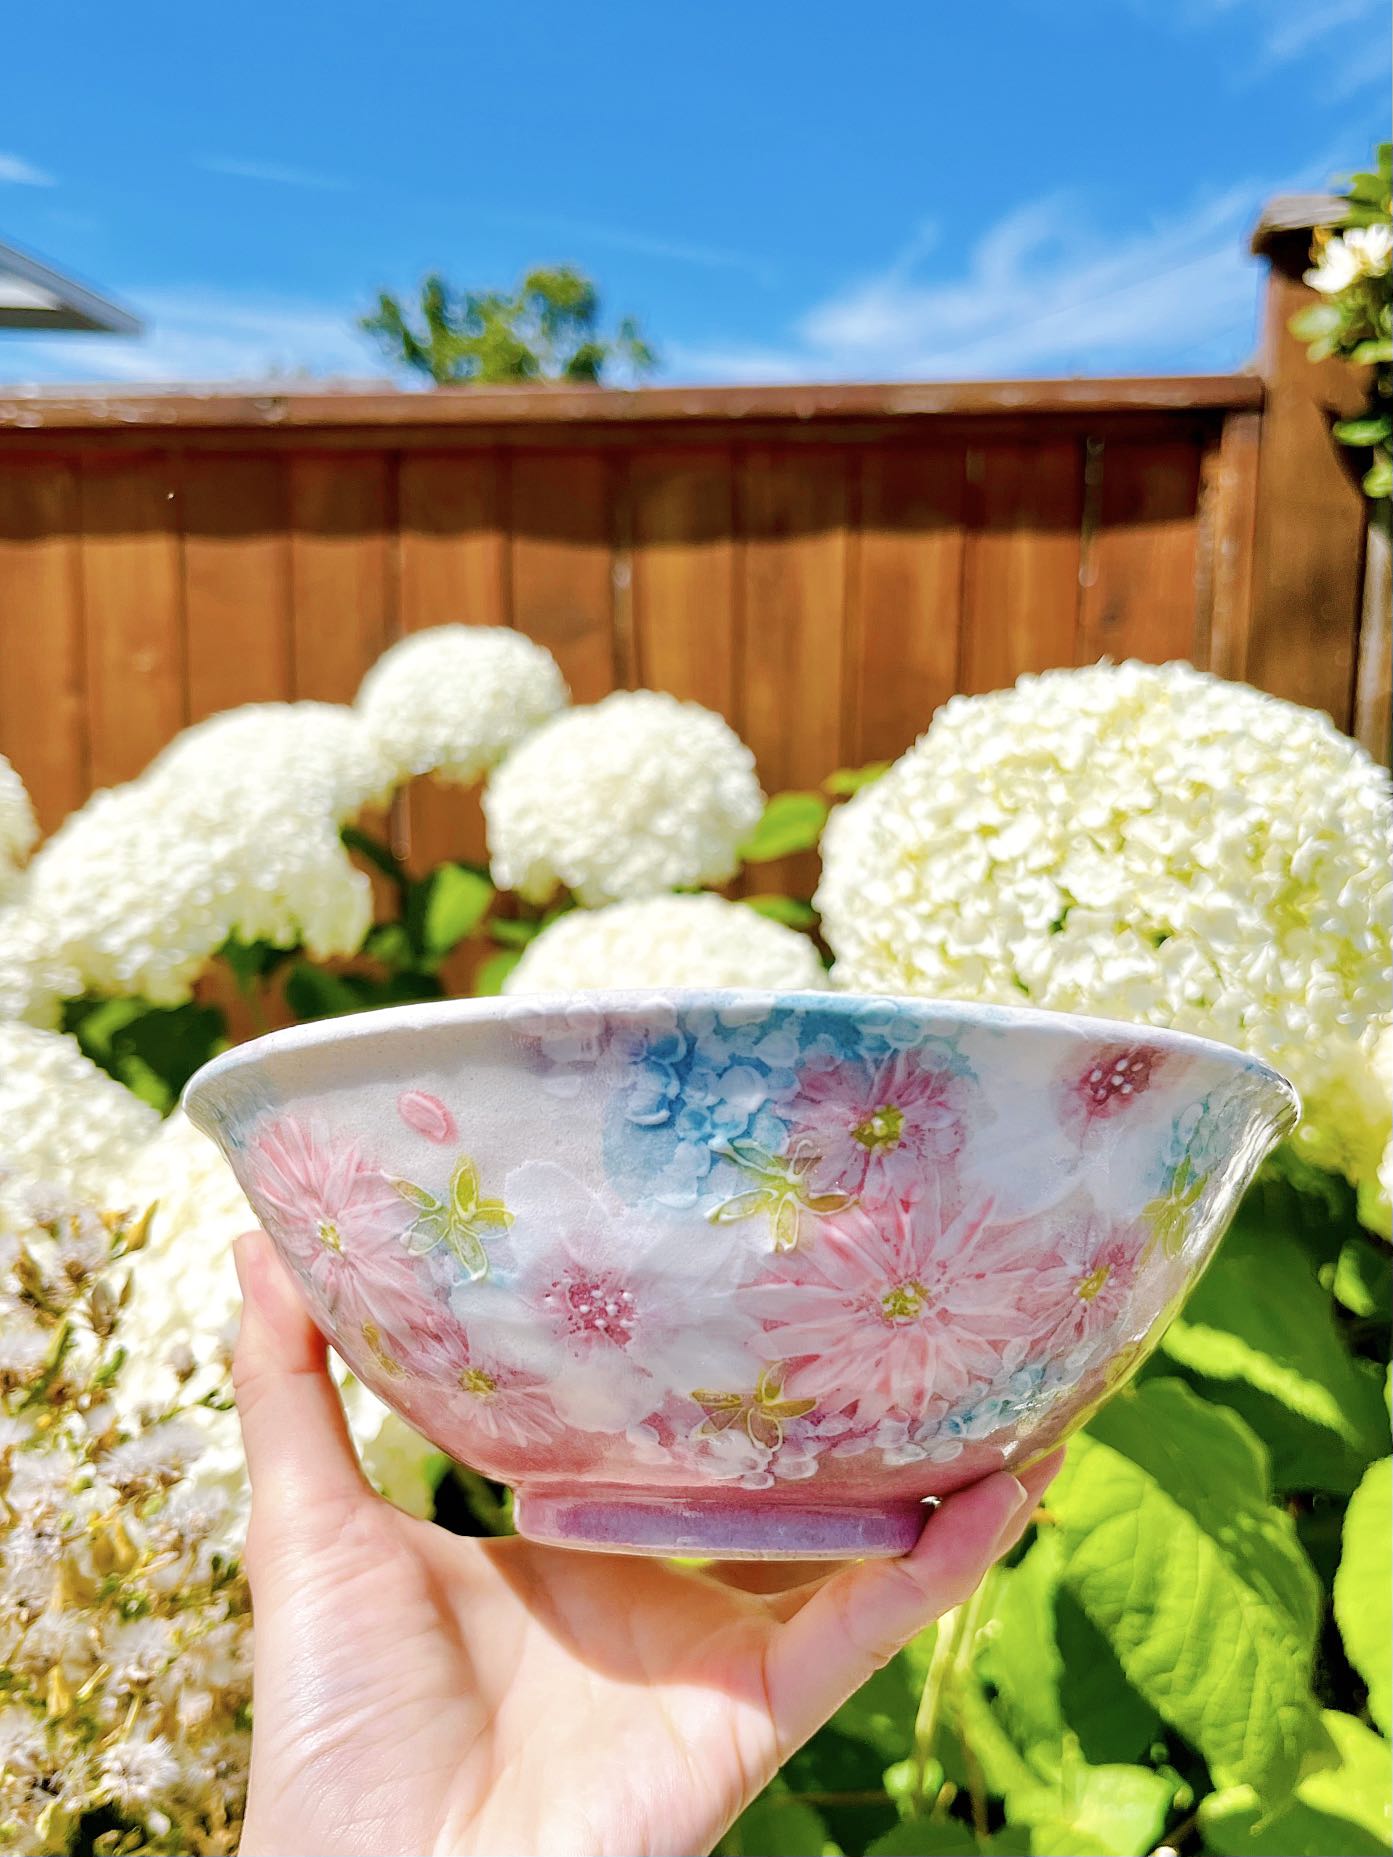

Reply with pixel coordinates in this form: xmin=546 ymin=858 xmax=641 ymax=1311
xmin=788 ymin=1050 xmax=966 ymax=1203
xmin=246 ymin=1117 xmax=423 ymax=1355
xmin=745 ymin=1183 xmax=1038 ymax=1429
xmin=397 ymin=1089 xmax=457 ymax=1144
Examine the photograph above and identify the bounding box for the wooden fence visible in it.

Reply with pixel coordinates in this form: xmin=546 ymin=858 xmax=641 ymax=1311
xmin=0 ymin=209 xmax=1385 ymax=880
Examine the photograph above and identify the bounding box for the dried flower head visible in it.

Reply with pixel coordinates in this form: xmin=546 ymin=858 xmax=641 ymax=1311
xmin=0 ymin=1196 xmax=250 ymax=1854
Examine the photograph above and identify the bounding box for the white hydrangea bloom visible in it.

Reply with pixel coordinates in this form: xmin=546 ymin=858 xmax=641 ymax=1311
xmin=1361 ymin=1022 xmax=1393 ymax=1238
xmin=0 ymin=754 xmax=36 ymax=900
xmin=0 ymin=905 xmax=68 ymax=1026
xmin=486 ymin=690 xmax=765 ymax=906
xmin=22 ymin=702 xmax=394 ymax=1003
xmin=356 ymin=624 xmax=569 ymax=784
xmin=117 ymin=1112 xmax=440 ymax=1522
xmin=0 ymin=1023 xmax=159 ymax=1200
xmin=505 ymin=893 xmax=828 ymax=994
xmin=817 ymin=661 xmax=1392 ymax=1181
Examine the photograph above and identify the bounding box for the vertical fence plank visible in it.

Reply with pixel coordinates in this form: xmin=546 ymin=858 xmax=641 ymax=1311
xmin=629 ymin=447 xmax=737 ymax=713
xmin=0 ymin=459 xmax=86 ymax=832
xmin=182 ymin=455 xmax=294 ymax=720
xmin=849 ymin=446 xmax=965 ymax=763
xmin=740 ymin=447 xmax=848 ymax=896
xmin=288 ymin=453 xmax=394 ymax=702
xmin=510 ymin=452 xmax=615 ymax=702
xmin=396 ymin=453 xmax=509 ymax=873
xmin=287 ymin=452 xmax=400 ymax=941
xmin=1076 ymin=439 xmax=1202 ymax=666
xmin=397 ymin=452 xmax=506 ymax=626
xmin=1198 ymin=411 xmax=1262 ymax=684
xmin=960 ymin=439 xmax=1083 ymax=694
xmin=78 ymin=454 xmax=185 ymax=787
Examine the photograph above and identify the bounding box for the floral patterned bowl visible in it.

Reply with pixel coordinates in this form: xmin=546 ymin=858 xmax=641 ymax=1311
xmin=182 ymin=990 xmax=1297 ymax=1559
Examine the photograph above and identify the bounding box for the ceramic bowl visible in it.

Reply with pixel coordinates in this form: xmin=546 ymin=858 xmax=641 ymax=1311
xmin=183 ymin=990 xmax=1297 ymax=1559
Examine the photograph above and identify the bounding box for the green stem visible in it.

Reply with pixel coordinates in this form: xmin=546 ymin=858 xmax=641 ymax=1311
xmin=341 ymin=823 xmax=411 ymax=898
xmin=911 ymin=1574 xmax=995 ymax=1822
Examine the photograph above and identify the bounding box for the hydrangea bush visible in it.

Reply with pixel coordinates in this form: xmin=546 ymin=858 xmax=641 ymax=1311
xmin=0 ymin=631 xmax=1389 ymax=1857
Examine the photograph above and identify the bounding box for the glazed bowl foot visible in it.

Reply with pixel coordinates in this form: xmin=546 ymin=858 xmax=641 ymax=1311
xmin=513 ymin=1486 xmax=927 ymax=1559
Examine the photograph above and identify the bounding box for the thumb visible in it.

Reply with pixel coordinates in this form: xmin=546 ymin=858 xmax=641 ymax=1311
xmin=766 ymin=1449 xmax=1064 ymax=1747
xmin=232 ymin=1229 xmax=369 ymax=1540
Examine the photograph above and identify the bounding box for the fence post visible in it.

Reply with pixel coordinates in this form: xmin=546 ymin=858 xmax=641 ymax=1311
xmin=1246 ymin=195 xmax=1370 ymax=735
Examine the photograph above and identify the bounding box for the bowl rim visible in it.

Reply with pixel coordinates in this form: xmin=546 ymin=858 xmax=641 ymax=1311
xmin=181 ymin=986 xmax=1299 ymax=1127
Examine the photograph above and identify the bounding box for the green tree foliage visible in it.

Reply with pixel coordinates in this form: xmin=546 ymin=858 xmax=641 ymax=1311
xmin=1292 ymin=142 xmax=1392 ymax=502
xmin=360 ymin=265 xmax=656 ymax=385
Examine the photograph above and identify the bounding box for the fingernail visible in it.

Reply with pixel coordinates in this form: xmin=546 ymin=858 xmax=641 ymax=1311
xmin=992 ymin=1474 xmax=1032 ymax=1550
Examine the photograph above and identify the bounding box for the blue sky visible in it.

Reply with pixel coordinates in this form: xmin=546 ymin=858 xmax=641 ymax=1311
xmin=1 ymin=0 xmax=1387 ymax=386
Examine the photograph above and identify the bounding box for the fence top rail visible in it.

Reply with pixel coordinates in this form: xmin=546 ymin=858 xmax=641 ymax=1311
xmin=0 ymin=373 xmax=1264 ymax=433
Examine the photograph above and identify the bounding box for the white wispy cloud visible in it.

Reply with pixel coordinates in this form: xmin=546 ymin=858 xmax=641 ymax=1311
xmin=199 ymin=156 xmax=349 ymax=192
xmin=0 ymin=152 xmax=55 ymax=186
xmin=668 ymin=185 xmax=1267 ymax=384
xmin=1130 ymin=0 xmax=1389 ymax=94
xmin=0 ymin=286 xmax=383 ymax=386
xmin=466 ymin=205 xmax=778 ymax=283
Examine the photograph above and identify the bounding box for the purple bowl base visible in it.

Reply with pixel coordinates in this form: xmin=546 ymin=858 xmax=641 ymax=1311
xmin=513 ymin=1486 xmax=928 ymax=1559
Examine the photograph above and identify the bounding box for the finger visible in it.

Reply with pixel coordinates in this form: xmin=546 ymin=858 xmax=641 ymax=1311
xmin=232 ymin=1229 xmax=369 ymax=1528
xmin=765 ymin=1452 xmax=1062 ymax=1744
xmin=996 ymin=1447 xmax=1066 ymax=1557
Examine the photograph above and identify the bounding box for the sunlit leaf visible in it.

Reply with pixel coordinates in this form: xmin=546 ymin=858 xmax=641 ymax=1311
xmin=1199 ymin=1711 xmax=1392 ymax=1856
xmin=1333 ymin=1458 xmax=1392 ymax=1734
xmin=741 ymin=894 xmax=819 ymax=930
xmin=1051 ymin=1379 xmax=1325 ymax=1794
xmin=1158 ymin=1192 xmax=1389 ymax=1481
xmin=739 ymin=791 xmax=830 ymax=863
xmin=422 ymin=863 xmax=495 ymax=959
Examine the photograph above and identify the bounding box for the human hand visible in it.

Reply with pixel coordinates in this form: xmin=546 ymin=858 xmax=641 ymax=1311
xmin=232 ymin=1228 xmax=1063 ymax=1857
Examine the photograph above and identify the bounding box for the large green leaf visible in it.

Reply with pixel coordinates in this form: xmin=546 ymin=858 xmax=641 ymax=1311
xmin=867 ymin=1820 xmax=977 ymax=1855
xmin=981 ymin=1533 xmax=1161 ymax=1774
xmin=1051 ymin=1379 xmax=1325 ymax=1794
xmin=1199 ymin=1711 xmax=1393 ymax=1856
xmin=472 ymin=949 xmax=522 ymax=996
xmin=1158 ymin=1193 xmax=1389 ymax=1480
xmin=283 ymin=961 xmax=441 ymax=1021
xmin=63 ymin=995 xmax=228 ymax=1112
xmin=419 ymin=863 xmax=495 ymax=960
xmin=739 ymin=791 xmax=830 ymax=863
xmin=1005 ymin=1762 xmax=1173 ymax=1857
xmin=1179 ymin=1374 xmax=1377 ymax=1497
xmin=1330 ymin=1234 xmax=1393 ymax=1322
xmin=741 ymin=893 xmax=820 ymax=931
xmin=830 ymin=1654 xmax=919 ymax=1762
xmin=718 ymin=1795 xmax=834 ymax=1856
xmin=783 ymin=1726 xmax=897 ymax=1852
xmin=824 ymin=761 xmax=891 ymax=796
xmin=1334 ymin=1458 xmax=1392 ymax=1734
